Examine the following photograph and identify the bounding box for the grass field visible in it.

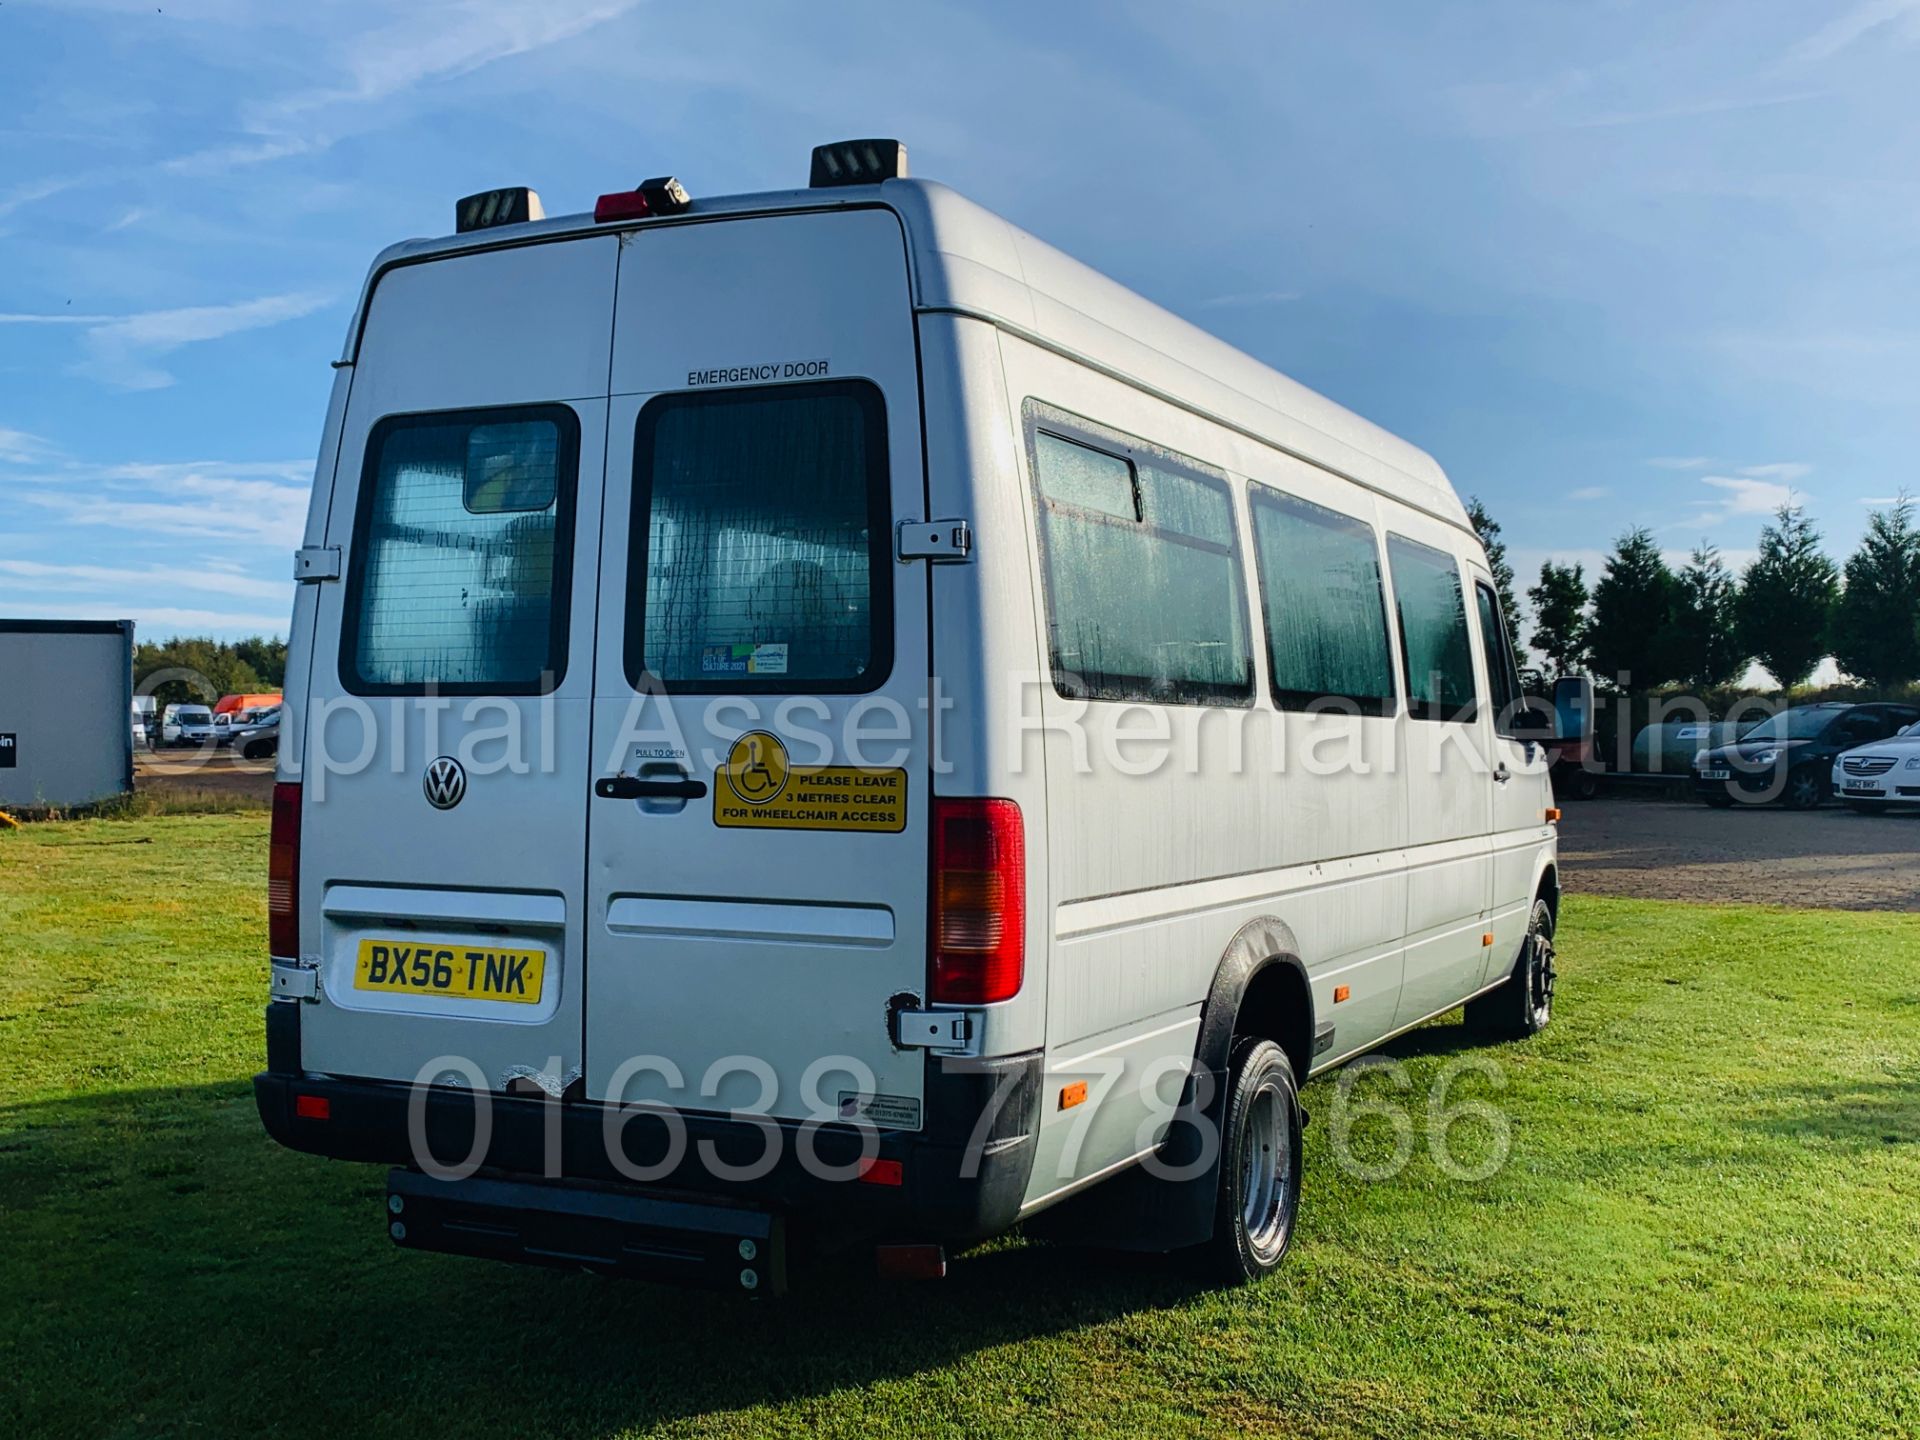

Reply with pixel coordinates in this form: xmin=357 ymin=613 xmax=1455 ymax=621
xmin=3 ymin=813 xmax=1917 ymax=1439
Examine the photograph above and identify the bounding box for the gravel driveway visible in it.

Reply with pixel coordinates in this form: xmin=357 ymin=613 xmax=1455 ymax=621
xmin=1556 ymin=794 xmax=1920 ymax=911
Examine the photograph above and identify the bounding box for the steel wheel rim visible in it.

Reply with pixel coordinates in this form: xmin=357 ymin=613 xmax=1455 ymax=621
xmin=1239 ymin=1080 xmax=1294 ymax=1261
xmin=1531 ymin=932 xmax=1556 ymax=1025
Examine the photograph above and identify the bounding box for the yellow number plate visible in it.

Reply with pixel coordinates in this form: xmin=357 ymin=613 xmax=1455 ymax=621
xmin=353 ymin=939 xmax=545 ymax=1005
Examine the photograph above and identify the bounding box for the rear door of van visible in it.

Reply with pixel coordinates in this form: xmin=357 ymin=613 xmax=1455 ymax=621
xmin=298 ymin=236 xmax=616 ymax=1094
xmin=583 ymin=208 xmax=933 ymax=1127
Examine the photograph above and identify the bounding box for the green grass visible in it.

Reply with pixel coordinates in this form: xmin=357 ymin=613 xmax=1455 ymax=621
xmin=2 ymin=814 xmax=1917 ymax=1439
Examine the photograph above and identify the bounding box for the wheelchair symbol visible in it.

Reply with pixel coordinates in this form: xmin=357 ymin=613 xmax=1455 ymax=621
xmin=726 ymin=731 xmax=789 ymax=804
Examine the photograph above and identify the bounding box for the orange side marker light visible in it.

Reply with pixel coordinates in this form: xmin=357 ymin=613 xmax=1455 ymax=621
xmin=1059 ymin=1081 xmax=1088 ymax=1110
xmin=1545 ymin=807 xmax=1562 ymax=823
xmin=1482 ymin=932 xmax=1495 ymax=947
xmin=1333 ymin=985 xmax=1350 ymax=1003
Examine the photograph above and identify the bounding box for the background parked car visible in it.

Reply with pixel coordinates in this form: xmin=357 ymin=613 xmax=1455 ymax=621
xmin=159 ymin=704 xmax=216 ymax=747
xmin=1693 ymin=702 xmax=1920 ymax=809
xmin=231 ymin=706 xmax=280 ymax=761
xmin=1832 ymin=718 xmax=1920 ymax=814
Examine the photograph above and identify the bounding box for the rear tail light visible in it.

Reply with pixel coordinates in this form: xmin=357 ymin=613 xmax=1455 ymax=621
xmin=268 ymin=782 xmax=300 ymax=959
xmin=929 ymin=797 xmax=1024 ymax=1004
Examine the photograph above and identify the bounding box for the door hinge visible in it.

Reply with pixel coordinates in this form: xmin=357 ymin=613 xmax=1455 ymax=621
xmin=294 ymin=546 xmax=342 ymax=583
xmin=271 ymin=959 xmax=321 ymax=1002
xmin=896 ymin=519 xmax=972 ymax=563
xmin=894 ymin=1008 xmax=977 ymax=1053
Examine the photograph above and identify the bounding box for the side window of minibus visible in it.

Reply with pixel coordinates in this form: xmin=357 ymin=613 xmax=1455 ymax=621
xmin=1386 ymin=535 xmax=1477 ymax=723
xmin=1247 ymin=485 xmax=1398 ymax=716
xmin=1027 ymin=415 xmax=1253 ymax=706
xmin=1473 ymin=581 xmax=1523 ymax=734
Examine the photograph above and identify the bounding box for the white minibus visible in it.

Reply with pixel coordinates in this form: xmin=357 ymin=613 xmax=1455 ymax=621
xmin=257 ymin=140 xmax=1560 ymax=1292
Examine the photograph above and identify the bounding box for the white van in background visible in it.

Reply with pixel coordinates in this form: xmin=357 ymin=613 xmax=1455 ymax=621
xmin=161 ymin=704 xmax=215 ymax=747
xmin=256 ymin=140 xmax=1560 ymax=1292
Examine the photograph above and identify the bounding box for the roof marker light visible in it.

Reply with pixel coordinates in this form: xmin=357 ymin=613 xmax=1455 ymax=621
xmin=594 ymin=175 xmax=691 ymax=224
xmin=455 ymin=187 xmax=544 ymax=234
xmin=809 ymin=138 xmax=908 ymax=188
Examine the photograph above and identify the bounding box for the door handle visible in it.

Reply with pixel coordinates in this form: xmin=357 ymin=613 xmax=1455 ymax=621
xmin=595 ymin=776 xmax=708 ymax=800
xmin=1493 ymin=763 xmax=1512 ymax=785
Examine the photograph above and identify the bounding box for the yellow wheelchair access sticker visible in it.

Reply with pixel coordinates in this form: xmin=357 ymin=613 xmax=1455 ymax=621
xmin=714 ymin=731 xmax=907 ymax=833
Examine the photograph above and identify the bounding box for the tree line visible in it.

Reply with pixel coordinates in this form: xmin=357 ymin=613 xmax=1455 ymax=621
xmin=133 ymin=635 xmax=288 ymax=709
xmin=1469 ymin=497 xmax=1920 ymax=691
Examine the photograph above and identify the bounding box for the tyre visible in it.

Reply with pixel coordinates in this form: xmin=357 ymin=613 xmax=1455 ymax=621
xmin=1846 ymin=799 xmax=1890 ymax=815
xmin=1466 ymin=897 xmax=1556 ymax=1040
xmin=1781 ymin=767 xmax=1823 ymax=810
xmin=1567 ymin=769 xmax=1602 ymax=802
xmin=1196 ymin=1037 xmax=1302 ymax=1285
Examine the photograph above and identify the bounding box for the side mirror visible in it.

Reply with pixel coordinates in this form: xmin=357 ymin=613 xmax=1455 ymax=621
xmin=1552 ymin=674 xmax=1595 ymax=742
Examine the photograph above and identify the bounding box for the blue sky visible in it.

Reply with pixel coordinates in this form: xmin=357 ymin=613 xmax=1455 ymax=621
xmin=2 ymin=0 xmax=1916 ymax=643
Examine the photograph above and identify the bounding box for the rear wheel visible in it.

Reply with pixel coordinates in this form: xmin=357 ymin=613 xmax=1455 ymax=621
xmin=1196 ymin=1037 xmax=1301 ymax=1285
xmin=1782 ymin=767 xmax=1824 ymax=810
xmin=1466 ymin=898 xmax=1556 ymax=1040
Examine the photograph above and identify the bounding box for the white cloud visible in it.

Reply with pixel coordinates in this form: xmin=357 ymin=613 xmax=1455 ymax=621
xmin=1788 ymin=0 xmax=1920 ymax=64
xmin=21 ymin=471 xmax=309 ymax=548
xmin=0 ymin=427 xmax=54 ymax=464
xmin=1567 ymin=486 xmax=1610 ymax=501
xmin=0 ymin=292 xmax=331 ymax=389
xmin=1736 ymin=461 xmax=1811 ymax=481
xmin=162 ymin=0 xmax=644 ymax=176
xmin=1648 ymin=456 xmax=1712 ymax=470
xmin=1689 ymin=474 xmax=1797 ymax=526
xmin=0 ymin=558 xmax=289 ymax=603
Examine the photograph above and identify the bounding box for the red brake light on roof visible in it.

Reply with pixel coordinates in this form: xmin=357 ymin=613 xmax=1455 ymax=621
xmin=930 ymin=797 xmax=1024 ymax=1005
xmin=594 ymin=189 xmax=651 ymax=223
xmin=268 ymin=782 xmax=300 ymax=960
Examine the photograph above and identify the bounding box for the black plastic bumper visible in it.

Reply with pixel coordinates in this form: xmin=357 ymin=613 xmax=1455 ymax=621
xmin=255 ymin=1007 xmax=1041 ymax=1245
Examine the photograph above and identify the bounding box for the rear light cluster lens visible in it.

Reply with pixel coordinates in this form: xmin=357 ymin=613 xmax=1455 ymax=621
xmin=930 ymin=797 xmax=1024 ymax=1004
xmin=268 ymin=782 xmax=301 ymax=959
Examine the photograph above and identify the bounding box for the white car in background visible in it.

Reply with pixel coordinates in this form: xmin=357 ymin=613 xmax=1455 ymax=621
xmin=1832 ymin=719 xmax=1920 ymax=813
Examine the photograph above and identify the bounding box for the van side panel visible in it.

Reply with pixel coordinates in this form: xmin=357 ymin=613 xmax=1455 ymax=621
xmin=994 ymin=333 xmax=1413 ymax=1209
xmin=917 ymin=314 xmax=1050 ymax=1062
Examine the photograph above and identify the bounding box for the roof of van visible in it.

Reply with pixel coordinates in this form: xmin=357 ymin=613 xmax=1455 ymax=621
xmin=352 ymin=178 xmax=1468 ymax=531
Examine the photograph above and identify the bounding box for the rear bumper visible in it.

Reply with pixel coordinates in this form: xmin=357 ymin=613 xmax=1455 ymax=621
xmin=255 ymin=1008 xmax=1041 ymax=1244
xmin=385 ymin=1168 xmax=788 ymax=1293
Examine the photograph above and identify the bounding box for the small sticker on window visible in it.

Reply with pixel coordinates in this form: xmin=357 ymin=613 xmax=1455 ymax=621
xmin=700 ymin=643 xmax=789 ymax=676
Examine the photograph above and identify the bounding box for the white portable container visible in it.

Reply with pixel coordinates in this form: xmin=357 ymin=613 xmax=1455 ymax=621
xmin=255 ymin=143 xmax=1560 ymax=1291
xmin=0 ymin=619 xmax=134 ymax=811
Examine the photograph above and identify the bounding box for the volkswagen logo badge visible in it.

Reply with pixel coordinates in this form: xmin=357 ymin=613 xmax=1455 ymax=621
xmin=423 ymin=756 xmax=467 ymax=810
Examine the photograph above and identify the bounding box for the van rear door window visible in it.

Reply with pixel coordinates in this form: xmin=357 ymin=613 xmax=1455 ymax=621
xmin=1387 ymin=534 xmax=1477 ymax=723
xmin=626 ymin=380 xmax=890 ymax=693
xmin=343 ymin=406 xmax=578 ymax=695
xmin=1027 ymin=407 xmax=1253 ymax=706
xmin=1248 ymin=485 xmax=1397 ymax=715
